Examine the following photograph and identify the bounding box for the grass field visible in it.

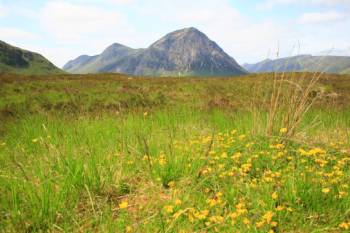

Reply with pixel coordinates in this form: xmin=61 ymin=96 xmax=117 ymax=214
xmin=1 ymin=73 xmax=350 ymax=232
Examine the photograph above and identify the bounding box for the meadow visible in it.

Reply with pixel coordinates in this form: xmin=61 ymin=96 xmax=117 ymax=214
xmin=0 ymin=73 xmax=350 ymax=232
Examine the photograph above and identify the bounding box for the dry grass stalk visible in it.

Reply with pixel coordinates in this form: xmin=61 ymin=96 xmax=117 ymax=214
xmin=265 ymin=56 xmax=326 ymax=137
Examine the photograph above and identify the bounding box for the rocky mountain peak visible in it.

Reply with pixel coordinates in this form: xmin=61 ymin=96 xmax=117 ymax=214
xmin=63 ymin=27 xmax=247 ymax=76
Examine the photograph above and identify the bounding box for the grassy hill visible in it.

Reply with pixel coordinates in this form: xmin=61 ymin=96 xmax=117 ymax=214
xmin=1 ymin=72 xmax=350 ymax=232
xmin=342 ymin=67 xmax=350 ymax=74
xmin=0 ymin=40 xmax=64 ymax=75
xmin=244 ymin=55 xmax=350 ymax=74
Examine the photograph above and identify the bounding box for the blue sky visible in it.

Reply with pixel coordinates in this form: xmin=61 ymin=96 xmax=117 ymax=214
xmin=0 ymin=0 xmax=350 ymax=67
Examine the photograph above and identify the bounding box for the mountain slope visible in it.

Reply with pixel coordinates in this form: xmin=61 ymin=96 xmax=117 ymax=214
xmin=63 ymin=55 xmax=98 ymax=73
xmin=64 ymin=27 xmax=247 ymax=76
xmin=243 ymin=55 xmax=350 ymax=74
xmin=63 ymin=43 xmax=141 ymax=74
xmin=0 ymin=40 xmax=63 ymax=75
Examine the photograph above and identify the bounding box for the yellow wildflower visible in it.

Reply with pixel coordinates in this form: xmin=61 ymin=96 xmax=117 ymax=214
xmin=243 ymin=218 xmax=250 ymax=225
xmin=195 ymin=210 xmax=209 ymax=220
xmin=209 ymin=215 xmax=224 ymax=224
xmin=263 ymin=211 xmax=274 ymax=223
xmin=215 ymin=192 xmax=223 ymax=198
xmin=256 ymin=220 xmax=265 ymax=228
xmin=207 ymin=198 xmax=218 ymax=207
xmin=159 ymin=158 xmax=167 ymax=166
xmin=271 ymin=192 xmax=278 ymax=200
xmin=32 ymin=138 xmax=39 ymax=143
xmin=175 ymin=199 xmax=182 ymax=205
xmin=279 ymin=128 xmax=287 ymax=134
xmin=127 ymin=160 xmax=134 ymax=165
xmin=167 ymin=181 xmax=175 ymax=188
xmin=163 ymin=205 xmax=174 ymax=214
xmin=271 ymin=143 xmax=284 ymax=149
xmin=271 ymin=221 xmax=278 ymax=227
xmin=230 ymin=129 xmax=237 ymax=134
xmin=322 ymin=188 xmax=330 ymax=194
xmin=339 ymin=222 xmax=349 ymax=230
xmin=119 ymin=200 xmax=128 ymax=209
xmin=338 ymin=191 xmax=348 ymax=198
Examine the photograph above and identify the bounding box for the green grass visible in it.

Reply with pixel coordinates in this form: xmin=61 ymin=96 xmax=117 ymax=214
xmin=0 ymin=74 xmax=350 ymax=232
xmin=342 ymin=67 xmax=350 ymax=74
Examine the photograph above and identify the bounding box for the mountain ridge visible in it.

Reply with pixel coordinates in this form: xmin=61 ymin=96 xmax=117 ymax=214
xmin=243 ymin=55 xmax=350 ymax=74
xmin=0 ymin=40 xmax=63 ymax=75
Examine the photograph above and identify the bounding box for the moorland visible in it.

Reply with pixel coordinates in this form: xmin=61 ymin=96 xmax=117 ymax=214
xmin=0 ymin=72 xmax=350 ymax=232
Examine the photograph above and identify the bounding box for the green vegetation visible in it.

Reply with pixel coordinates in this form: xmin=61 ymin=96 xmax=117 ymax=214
xmin=244 ymin=55 xmax=350 ymax=74
xmin=342 ymin=67 xmax=350 ymax=74
xmin=0 ymin=40 xmax=64 ymax=75
xmin=0 ymin=73 xmax=350 ymax=232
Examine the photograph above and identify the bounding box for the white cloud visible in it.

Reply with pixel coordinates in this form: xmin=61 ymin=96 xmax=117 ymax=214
xmin=259 ymin=0 xmax=350 ymax=9
xmin=314 ymin=0 xmax=350 ymax=6
xmin=258 ymin=0 xmax=297 ymax=10
xmin=37 ymin=1 xmax=142 ymax=66
xmin=106 ymin=0 xmax=134 ymax=5
xmin=40 ymin=1 xmax=135 ymax=42
xmin=20 ymin=44 xmax=78 ymax=68
xmin=316 ymin=47 xmax=350 ymax=56
xmin=0 ymin=5 xmax=6 ymax=17
xmin=0 ymin=27 xmax=40 ymax=42
xmin=298 ymin=11 xmax=345 ymax=24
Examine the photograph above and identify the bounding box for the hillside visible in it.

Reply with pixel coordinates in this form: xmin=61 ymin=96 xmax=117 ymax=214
xmin=243 ymin=55 xmax=350 ymax=74
xmin=0 ymin=40 xmax=63 ymax=75
xmin=342 ymin=67 xmax=350 ymax=74
xmin=63 ymin=27 xmax=247 ymax=76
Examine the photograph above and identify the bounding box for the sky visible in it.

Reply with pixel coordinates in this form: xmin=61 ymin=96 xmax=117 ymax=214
xmin=0 ymin=0 xmax=350 ymax=67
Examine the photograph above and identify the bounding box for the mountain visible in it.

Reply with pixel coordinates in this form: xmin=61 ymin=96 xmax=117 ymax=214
xmin=64 ymin=43 xmax=143 ymax=74
xmin=0 ymin=40 xmax=63 ymax=75
xmin=243 ymin=55 xmax=350 ymax=74
xmin=63 ymin=55 xmax=98 ymax=73
xmin=63 ymin=27 xmax=247 ymax=76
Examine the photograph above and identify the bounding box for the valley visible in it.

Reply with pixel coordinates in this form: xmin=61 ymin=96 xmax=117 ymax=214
xmin=1 ymin=72 xmax=350 ymax=232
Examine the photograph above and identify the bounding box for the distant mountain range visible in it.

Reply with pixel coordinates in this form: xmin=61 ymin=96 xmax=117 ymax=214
xmin=63 ymin=27 xmax=247 ymax=76
xmin=243 ymin=55 xmax=350 ymax=74
xmin=0 ymin=40 xmax=63 ymax=75
xmin=2 ymin=28 xmax=350 ymax=77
